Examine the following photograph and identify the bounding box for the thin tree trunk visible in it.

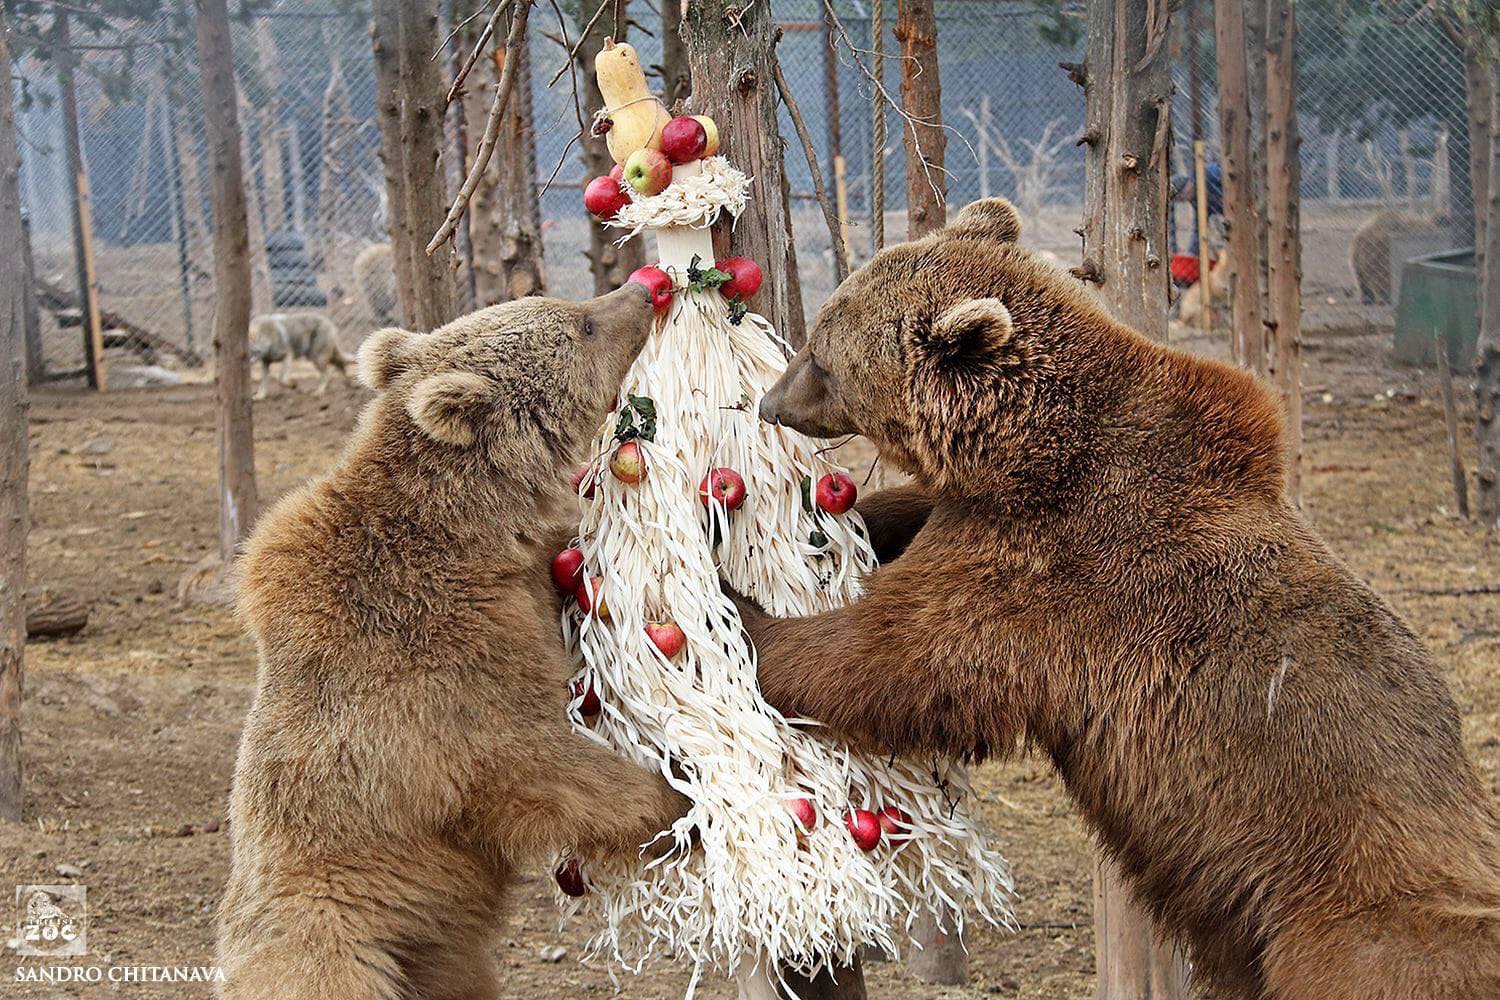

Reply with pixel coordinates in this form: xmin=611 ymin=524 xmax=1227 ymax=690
xmin=578 ymin=7 xmax=644 ymax=296
xmin=660 ymin=0 xmax=691 ymax=109
xmin=685 ymin=0 xmax=806 ymax=346
xmin=1475 ymin=60 xmax=1500 ymax=526
xmin=1215 ymin=0 xmax=1266 ymax=374
xmin=464 ymin=14 xmax=544 ymax=304
xmin=870 ymin=0 xmax=886 ymax=254
xmin=1246 ymin=0 xmax=1271 ymax=328
xmin=0 ymin=7 xmax=28 ymax=823
xmin=1465 ymin=47 xmax=1492 ymax=273
xmin=57 ymin=13 xmax=105 ymax=391
xmin=1265 ymin=0 xmax=1302 ymax=503
xmin=1462 ymin=44 xmax=1489 ymax=253
xmin=254 ymin=20 xmax=287 ymax=234
xmin=238 ymin=99 xmax=273 ymax=311
xmin=194 ymin=0 xmax=258 ymax=561
xmin=316 ymin=50 xmax=356 ymax=272
xmin=372 ymin=0 xmax=458 ymax=331
xmin=1081 ymin=0 xmax=1189 ymax=995
xmin=20 ymin=216 xmax=44 ymax=386
xmin=894 ymin=0 xmax=945 ymax=238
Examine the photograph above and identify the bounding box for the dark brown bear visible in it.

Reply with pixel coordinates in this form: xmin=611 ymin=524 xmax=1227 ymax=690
xmin=743 ymin=198 xmax=1500 ymax=1000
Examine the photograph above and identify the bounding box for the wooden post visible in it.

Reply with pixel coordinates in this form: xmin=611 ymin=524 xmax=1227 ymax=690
xmin=20 ymin=215 xmax=44 ymax=386
xmin=1264 ymin=0 xmax=1302 ymax=503
xmin=822 ymin=8 xmax=851 ymax=265
xmin=895 ymin=0 xmax=945 ymax=238
xmin=1080 ymin=0 xmax=1190 ymax=995
xmin=0 ymin=6 xmax=29 ymax=823
xmin=194 ymin=0 xmax=258 ymax=561
xmin=372 ymin=0 xmax=458 ymax=331
xmin=1194 ymin=140 xmax=1213 ymax=332
xmin=1214 ymin=0 xmax=1266 ymax=374
xmin=870 ymin=0 xmax=886 ymax=254
xmin=56 ymin=13 xmax=106 ymax=391
xmin=1437 ymin=329 xmax=1470 ymax=519
xmin=159 ymin=65 xmax=197 ymax=354
xmin=685 ymin=0 xmax=806 ymax=347
xmin=1475 ymin=61 xmax=1500 ymax=527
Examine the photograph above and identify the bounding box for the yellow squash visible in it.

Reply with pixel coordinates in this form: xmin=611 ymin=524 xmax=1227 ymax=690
xmin=594 ymin=39 xmax=672 ymax=165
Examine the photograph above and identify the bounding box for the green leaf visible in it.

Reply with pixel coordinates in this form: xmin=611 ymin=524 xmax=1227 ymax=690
xmin=686 ymin=254 xmax=733 ymax=294
xmin=614 ymin=394 xmax=658 ymax=443
xmin=800 ymin=475 xmax=813 ymax=513
xmin=808 ymin=529 xmax=828 ymax=548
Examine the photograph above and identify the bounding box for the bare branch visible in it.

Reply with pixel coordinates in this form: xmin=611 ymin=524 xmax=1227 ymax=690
xmin=427 ymin=0 xmax=533 ymax=254
xmin=433 ymin=0 xmax=500 ymax=60
xmin=446 ymin=0 xmax=516 ymax=105
xmin=773 ymin=55 xmax=848 ymax=283
xmin=546 ymin=0 xmax=612 ymax=88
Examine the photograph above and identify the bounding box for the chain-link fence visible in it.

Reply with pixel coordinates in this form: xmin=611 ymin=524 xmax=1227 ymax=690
xmin=11 ymin=0 xmax=1476 ymax=380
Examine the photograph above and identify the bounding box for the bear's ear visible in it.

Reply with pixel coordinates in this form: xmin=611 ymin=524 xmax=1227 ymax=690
xmin=407 ymin=371 xmax=496 ymax=447
xmin=357 ymin=327 xmax=427 ymax=391
xmin=923 ymin=298 xmax=1015 ymax=362
xmin=944 ymin=198 xmax=1022 ymax=244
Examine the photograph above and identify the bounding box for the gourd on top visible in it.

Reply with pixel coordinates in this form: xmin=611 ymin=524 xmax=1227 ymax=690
xmin=594 ymin=38 xmax=672 ymax=165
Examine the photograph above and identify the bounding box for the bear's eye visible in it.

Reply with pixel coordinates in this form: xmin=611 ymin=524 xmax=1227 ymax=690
xmin=583 ymin=319 xmax=596 ymax=338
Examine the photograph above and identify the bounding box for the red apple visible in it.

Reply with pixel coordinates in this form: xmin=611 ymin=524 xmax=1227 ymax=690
xmin=577 ymin=576 xmax=610 ymax=621
xmin=646 ymin=620 xmax=687 ymax=659
xmin=610 ymin=440 xmax=646 ymax=484
xmin=628 ymin=265 xmax=674 ymax=316
xmin=555 ymin=859 xmax=587 ymax=897
xmin=786 ymin=797 xmax=817 ymax=835
xmin=609 ymin=163 xmax=625 ymax=184
xmin=571 ymin=678 xmax=601 ymax=718
xmin=570 ymin=464 xmax=599 ymax=499
xmin=699 ymin=467 xmax=747 ymax=511
xmin=623 ymin=147 xmax=673 ymax=196
xmin=551 ymin=547 xmax=585 ymax=595
xmin=693 ymin=115 xmax=720 ymax=156
xmin=845 ymin=809 xmax=882 ymax=852
xmin=716 ymin=256 xmax=763 ymax=300
xmin=814 ymin=472 xmax=857 ymax=515
xmin=877 ymin=805 xmax=913 ymax=838
xmin=661 ymin=116 xmax=708 ymax=163
xmin=584 ymin=174 xmax=631 ymax=220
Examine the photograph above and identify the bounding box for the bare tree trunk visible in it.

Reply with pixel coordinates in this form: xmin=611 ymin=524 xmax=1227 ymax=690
xmin=1265 ymin=0 xmax=1302 ymax=503
xmin=578 ymin=7 xmax=644 ymax=296
xmin=254 ymin=20 xmax=287 ymax=233
xmin=1215 ymin=0 xmax=1266 ymax=374
xmin=0 ymin=8 xmax=29 ymax=823
xmin=660 ymin=0 xmax=691 ymax=109
xmin=57 ymin=13 xmax=106 ymax=391
xmin=20 ymin=216 xmax=44 ymax=386
xmin=895 ymin=0 xmax=945 ymax=239
xmin=1461 ymin=43 xmax=1489 ymax=253
xmin=1245 ymin=0 xmax=1271 ymax=328
xmin=194 ymin=0 xmax=258 ymax=561
xmin=684 ymin=0 xmax=806 ymax=346
xmin=238 ymin=98 xmax=274 ymax=312
xmin=1081 ymin=0 xmax=1189 ymax=995
xmin=1475 ymin=61 xmax=1500 ymax=526
xmin=1465 ymin=47 xmax=1493 ymax=273
xmin=372 ymin=0 xmax=458 ymax=331
xmin=316 ymin=47 xmax=359 ymax=273
xmin=464 ymin=14 xmax=544 ymax=304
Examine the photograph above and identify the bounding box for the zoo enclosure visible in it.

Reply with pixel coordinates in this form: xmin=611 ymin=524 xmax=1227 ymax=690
xmin=12 ymin=0 xmax=1471 ymax=379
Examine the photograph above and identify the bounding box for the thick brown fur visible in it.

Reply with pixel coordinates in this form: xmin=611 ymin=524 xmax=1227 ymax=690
xmin=749 ymin=198 xmax=1500 ymax=1000
xmin=217 ymin=285 xmax=688 ymax=1000
xmin=1349 ymin=210 xmax=1424 ymax=305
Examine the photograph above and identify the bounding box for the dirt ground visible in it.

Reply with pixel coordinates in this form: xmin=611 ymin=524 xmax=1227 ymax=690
xmin=2 ymin=320 xmax=1498 ymax=999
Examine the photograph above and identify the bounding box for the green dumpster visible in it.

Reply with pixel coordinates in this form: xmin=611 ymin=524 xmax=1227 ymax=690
xmin=1394 ymin=249 xmax=1478 ymax=366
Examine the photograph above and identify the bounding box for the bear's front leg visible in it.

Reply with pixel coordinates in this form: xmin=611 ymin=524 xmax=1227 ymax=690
xmin=485 ymin=728 xmax=691 ymax=866
xmin=739 ymin=543 xmax=1023 ymax=762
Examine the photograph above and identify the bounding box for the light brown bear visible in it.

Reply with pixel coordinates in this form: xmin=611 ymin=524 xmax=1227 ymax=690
xmin=744 ymin=198 xmax=1500 ymax=1000
xmin=217 ymin=285 xmax=687 ymax=999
